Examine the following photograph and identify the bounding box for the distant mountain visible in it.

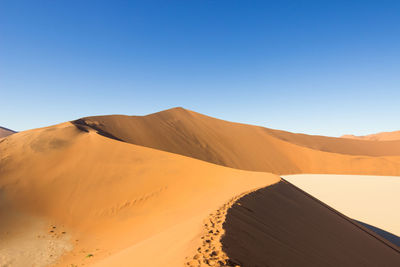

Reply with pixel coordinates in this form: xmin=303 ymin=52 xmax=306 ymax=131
xmin=0 ymin=126 xmax=16 ymax=138
xmin=342 ymin=130 xmax=400 ymax=141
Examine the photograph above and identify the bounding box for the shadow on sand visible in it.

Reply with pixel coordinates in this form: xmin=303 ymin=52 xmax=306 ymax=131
xmin=71 ymin=119 xmax=124 ymax=142
xmin=221 ymin=180 xmax=400 ymax=267
xmin=355 ymin=220 xmax=400 ymax=247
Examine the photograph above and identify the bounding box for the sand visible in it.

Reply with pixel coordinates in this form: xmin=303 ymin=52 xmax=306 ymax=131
xmin=74 ymin=107 xmax=400 ymax=175
xmin=184 ymin=189 xmax=255 ymax=267
xmin=219 ymin=180 xmax=400 ymax=267
xmin=283 ymin=174 xmax=400 ymax=240
xmin=0 ymin=126 xmax=15 ymax=138
xmin=1 ymin=108 xmax=400 ymax=266
xmin=0 ymin=122 xmax=279 ymax=266
xmin=342 ymin=130 xmax=400 ymax=141
xmin=0 ymin=210 xmax=72 ymax=267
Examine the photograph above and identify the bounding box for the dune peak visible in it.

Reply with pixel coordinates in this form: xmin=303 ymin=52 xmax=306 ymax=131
xmin=71 ymin=108 xmax=400 ymax=176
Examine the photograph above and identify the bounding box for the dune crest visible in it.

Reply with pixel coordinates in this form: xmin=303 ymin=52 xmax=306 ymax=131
xmin=184 ymin=189 xmax=254 ymax=267
xmin=185 ymin=179 xmax=400 ymax=267
xmin=342 ymin=130 xmax=400 ymax=141
xmin=0 ymin=122 xmax=279 ymax=266
xmin=0 ymin=126 xmax=16 ymax=138
xmin=283 ymin=174 xmax=400 ymax=238
xmin=2 ymin=108 xmax=400 ymax=266
xmin=73 ymin=107 xmax=400 ymax=175
xmin=220 ymin=181 xmax=400 ymax=267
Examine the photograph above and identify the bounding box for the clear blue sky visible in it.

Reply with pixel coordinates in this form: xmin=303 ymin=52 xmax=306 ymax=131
xmin=1 ymin=0 xmax=399 ymax=136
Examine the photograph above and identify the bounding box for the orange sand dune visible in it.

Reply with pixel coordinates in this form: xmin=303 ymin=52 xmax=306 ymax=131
xmin=184 ymin=180 xmax=400 ymax=266
xmin=74 ymin=107 xmax=400 ymax=175
xmin=0 ymin=122 xmax=279 ymax=266
xmin=342 ymin=130 xmax=400 ymax=141
xmin=0 ymin=126 xmax=15 ymax=138
xmin=1 ymin=108 xmax=400 ymax=266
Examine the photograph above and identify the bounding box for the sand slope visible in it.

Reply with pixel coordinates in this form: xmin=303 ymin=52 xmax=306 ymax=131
xmin=2 ymin=109 xmax=400 ymax=266
xmin=342 ymin=130 xmax=400 ymax=141
xmin=74 ymin=107 xmax=400 ymax=175
xmin=283 ymin=174 xmax=400 ymax=242
xmin=0 ymin=122 xmax=279 ymax=266
xmin=220 ymin=181 xmax=400 ymax=267
xmin=0 ymin=126 xmax=16 ymax=138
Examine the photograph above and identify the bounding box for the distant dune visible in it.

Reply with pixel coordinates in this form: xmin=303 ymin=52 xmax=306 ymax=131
xmin=74 ymin=107 xmax=400 ymax=176
xmin=342 ymin=130 xmax=400 ymax=141
xmin=0 ymin=126 xmax=16 ymax=138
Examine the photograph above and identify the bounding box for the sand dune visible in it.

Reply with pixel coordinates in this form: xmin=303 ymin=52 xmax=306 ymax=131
xmin=218 ymin=181 xmax=400 ymax=267
xmin=0 ymin=122 xmax=279 ymax=266
xmin=74 ymin=107 xmax=400 ymax=175
xmin=0 ymin=126 xmax=16 ymax=138
xmin=283 ymin=174 xmax=400 ymax=242
xmin=342 ymin=130 xmax=400 ymax=141
xmin=1 ymin=108 xmax=400 ymax=266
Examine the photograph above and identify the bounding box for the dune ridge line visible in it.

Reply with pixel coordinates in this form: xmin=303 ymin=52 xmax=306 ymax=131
xmin=186 ymin=178 xmax=400 ymax=267
xmin=184 ymin=185 xmax=273 ymax=267
xmin=280 ymin=179 xmax=400 ymax=253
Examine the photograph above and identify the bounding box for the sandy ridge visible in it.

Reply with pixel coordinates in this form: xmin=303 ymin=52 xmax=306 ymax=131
xmin=76 ymin=108 xmax=400 ymax=176
xmin=283 ymin=174 xmax=400 ymax=245
xmin=1 ymin=108 xmax=400 ymax=266
xmin=282 ymin=178 xmax=400 ymax=253
xmin=342 ymin=130 xmax=400 ymax=141
xmin=0 ymin=126 xmax=15 ymax=138
xmin=0 ymin=122 xmax=280 ymax=266
xmin=220 ymin=180 xmax=400 ymax=267
xmin=186 ymin=178 xmax=400 ymax=267
xmin=184 ymin=188 xmax=261 ymax=267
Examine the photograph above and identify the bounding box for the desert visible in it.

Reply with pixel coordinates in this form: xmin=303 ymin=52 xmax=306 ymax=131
xmin=1 ymin=1 xmax=400 ymax=266
xmin=0 ymin=109 xmax=399 ymax=266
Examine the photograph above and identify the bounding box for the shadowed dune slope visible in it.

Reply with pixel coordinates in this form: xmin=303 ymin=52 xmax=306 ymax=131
xmin=74 ymin=107 xmax=400 ymax=175
xmin=0 ymin=126 xmax=16 ymax=138
xmin=221 ymin=180 xmax=400 ymax=267
xmin=283 ymin=174 xmax=400 ymax=238
xmin=0 ymin=122 xmax=279 ymax=266
xmin=355 ymin=221 xmax=400 ymax=247
xmin=342 ymin=130 xmax=400 ymax=141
